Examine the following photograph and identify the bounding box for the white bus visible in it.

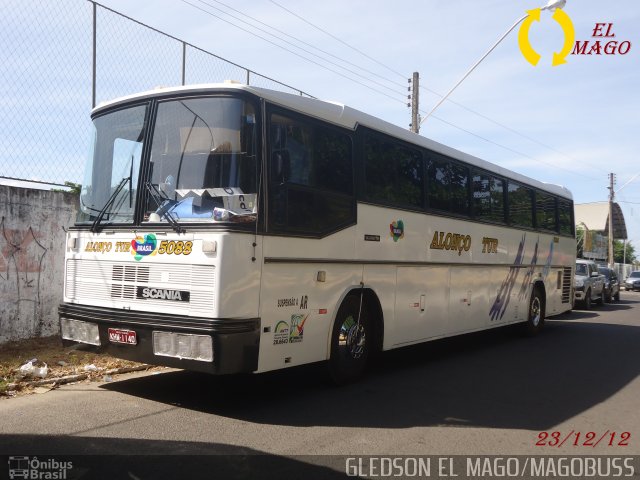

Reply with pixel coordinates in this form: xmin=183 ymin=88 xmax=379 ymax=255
xmin=60 ymin=83 xmax=575 ymax=383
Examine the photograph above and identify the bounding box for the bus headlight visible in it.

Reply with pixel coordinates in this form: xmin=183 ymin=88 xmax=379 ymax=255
xmin=60 ymin=319 xmax=101 ymax=346
xmin=152 ymin=331 xmax=213 ymax=362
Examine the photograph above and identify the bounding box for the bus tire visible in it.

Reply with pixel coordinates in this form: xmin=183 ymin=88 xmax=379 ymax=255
xmin=328 ymin=295 xmax=371 ymax=385
xmin=524 ymin=286 xmax=545 ymax=336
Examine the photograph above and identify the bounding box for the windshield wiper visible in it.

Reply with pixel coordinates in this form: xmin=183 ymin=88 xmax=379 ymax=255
xmin=144 ymin=181 xmax=185 ymax=234
xmin=90 ymin=176 xmax=129 ymax=233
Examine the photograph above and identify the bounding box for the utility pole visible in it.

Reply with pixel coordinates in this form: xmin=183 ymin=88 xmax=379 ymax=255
xmin=608 ymin=172 xmax=615 ymax=268
xmin=409 ymin=72 xmax=420 ymax=134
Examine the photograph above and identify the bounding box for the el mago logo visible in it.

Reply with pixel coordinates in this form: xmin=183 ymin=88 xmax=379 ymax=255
xmin=518 ymin=6 xmax=574 ymax=66
xmin=131 ymin=234 xmax=158 ymax=261
xmin=518 ymin=4 xmax=632 ymax=67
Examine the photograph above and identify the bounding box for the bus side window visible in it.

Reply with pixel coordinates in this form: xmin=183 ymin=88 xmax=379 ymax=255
xmin=473 ymin=171 xmax=505 ymax=223
xmin=270 ymin=118 xmax=311 ymax=186
xmin=271 ymin=150 xmax=291 ymax=184
xmin=363 ymin=132 xmax=423 ymax=209
xmin=449 ymin=162 xmax=469 ymax=215
xmin=267 ymin=110 xmax=354 ymax=236
xmin=558 ymin=198 xmax=574 ymax=235
xmin=426 ymin=155 xmax=450 ymax=212
xmin=508 ymin=182 xmax=534 ymax=228
xmin=536 ymin=191 xmax=557 ymax=231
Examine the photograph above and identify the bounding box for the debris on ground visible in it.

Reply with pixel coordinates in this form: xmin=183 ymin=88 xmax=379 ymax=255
xmin=0 ymin=335 xmax=158 ymax=399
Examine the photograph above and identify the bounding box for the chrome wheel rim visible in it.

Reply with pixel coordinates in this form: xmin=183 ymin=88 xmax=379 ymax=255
xmin=531 ymin=296 xmax=541 ymax=327
xmin=338 ymin=315 xmax=366 ymax=359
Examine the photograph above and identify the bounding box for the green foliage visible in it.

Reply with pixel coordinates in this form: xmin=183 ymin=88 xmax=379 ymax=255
xmin=614 ymin=239 xmax=636 ymax=264
xmin=52 ymin=181 xmax=81 ymax=194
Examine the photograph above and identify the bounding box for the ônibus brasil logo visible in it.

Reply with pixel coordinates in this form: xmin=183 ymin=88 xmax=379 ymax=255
xmin=131 ymin=234 xmax=158 ymax=261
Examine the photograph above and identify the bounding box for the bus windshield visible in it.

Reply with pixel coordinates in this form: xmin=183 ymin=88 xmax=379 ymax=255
xmin=77 ymin=104 xmax=147 ymax=226
xmin=143 ymin=97 xmax=258 ymax=225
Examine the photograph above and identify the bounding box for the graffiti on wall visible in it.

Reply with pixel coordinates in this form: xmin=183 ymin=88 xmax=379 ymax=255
xmin=0 ymin=216 xmax=48 ymax=338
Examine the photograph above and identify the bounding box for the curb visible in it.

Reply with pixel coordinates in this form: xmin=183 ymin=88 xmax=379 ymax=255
xmin=6 ymin=365 xmax=151 ymax=391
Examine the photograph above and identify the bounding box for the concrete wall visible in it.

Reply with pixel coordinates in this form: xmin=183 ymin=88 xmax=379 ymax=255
xmin=0 ymin=185 xmax=77 ymax=344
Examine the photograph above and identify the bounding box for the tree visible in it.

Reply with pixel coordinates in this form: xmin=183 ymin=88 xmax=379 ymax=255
xmin=614 ymin=239 xmax=636 ymax=264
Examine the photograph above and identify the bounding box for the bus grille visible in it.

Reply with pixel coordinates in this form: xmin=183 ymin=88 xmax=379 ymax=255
xmin=561 ymin=266 xmax=572 ymax=303
xmin=65 ymin=259 xmax=215 ymax=315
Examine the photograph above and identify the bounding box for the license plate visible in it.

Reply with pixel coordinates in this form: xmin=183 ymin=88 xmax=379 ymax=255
xmin=108 ymin=328 xmax=137 ymax=345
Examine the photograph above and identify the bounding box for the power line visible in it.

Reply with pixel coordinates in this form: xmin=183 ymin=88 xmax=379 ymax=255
xmin=92 ymin=0 xmax=315 ymax=97
xmin=181 ymin=0 xmax=604 ymax=184
xmin=179 ymin=0 xmax=406 ymax=103
xmin=426 ymin=111 xmax=602 ymax=182
xmin=419 ymin=85 xmax=608 ymax=174
xmin=268 ymin=0 xmax=408 ymax=81
xmin=201 ymin=0 xmax=409 ymax=94
xmin=266 ymin=0 xmax=600 ymax=178
xmin=184 ymin=0 xmax=406 ymax=99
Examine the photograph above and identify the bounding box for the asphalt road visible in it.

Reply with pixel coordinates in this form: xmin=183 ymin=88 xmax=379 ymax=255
xmin=2 ymin=292 xmax=639 ymax=477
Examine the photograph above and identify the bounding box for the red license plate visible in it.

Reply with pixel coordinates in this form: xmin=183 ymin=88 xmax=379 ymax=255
xmin=108 ymin=328 xmax=137 ymax=345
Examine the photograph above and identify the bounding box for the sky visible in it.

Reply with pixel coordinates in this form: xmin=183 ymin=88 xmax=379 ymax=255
xmin=5 ymin=0 xmax=640 ymax=248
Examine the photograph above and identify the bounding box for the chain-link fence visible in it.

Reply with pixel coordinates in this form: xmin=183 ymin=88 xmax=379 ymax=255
xmin=0 ymin=1 xmax=312 ymax=187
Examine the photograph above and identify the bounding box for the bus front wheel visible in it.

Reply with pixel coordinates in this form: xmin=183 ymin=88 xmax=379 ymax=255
xmin=329 ymin=295 xmax=371 ymax=385
xmin=524 ymin=287 xmax=545 ymax=336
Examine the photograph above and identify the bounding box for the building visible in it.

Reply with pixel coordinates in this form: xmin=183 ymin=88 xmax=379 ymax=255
xmin=575 ymin=202 xmax=627 ymax=261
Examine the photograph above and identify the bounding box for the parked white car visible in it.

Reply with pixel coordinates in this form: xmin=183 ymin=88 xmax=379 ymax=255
xmin=623 ymin=271 xmax=640 ymax=291
xmin=574 ymin=259 xmax=605 ymax=309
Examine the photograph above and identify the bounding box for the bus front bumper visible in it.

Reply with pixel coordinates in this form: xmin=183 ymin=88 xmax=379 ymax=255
xmin=58 ymin=303 xmax=260 ymax=375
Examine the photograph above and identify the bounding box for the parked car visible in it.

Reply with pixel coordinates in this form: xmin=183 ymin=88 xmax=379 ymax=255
xmin=598 ymin=267 xmax=620 ymax=302
xmin=574 ymin=259 xmax=605 ymax=309
xmin=623 ymin=271 xmax=640 ymax=291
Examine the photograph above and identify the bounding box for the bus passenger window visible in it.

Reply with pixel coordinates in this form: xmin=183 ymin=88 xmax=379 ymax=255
xmin=270 ymin=117 xmax=311 ymax=185
xmin=473 ymin=172 xmax=505 ymax=223
xmin=558 ymin=199 xmax=574 ymax=235
xmin=427 ymin=155 xmax=470 ymax=215
xmin=363 ymin=133 xmax=423 ymax=209
xmin=427 ymin=156 xmax=450 ymax=211
xmin=536 ymin=191 xmax=557 ymax=231
xmin=508 ymin=182 xmax=534 ymax=228
xmin=268 ymin=111 xmax=354 ymax=236
xmin=450 ymin=163 xmax=469 ymax=215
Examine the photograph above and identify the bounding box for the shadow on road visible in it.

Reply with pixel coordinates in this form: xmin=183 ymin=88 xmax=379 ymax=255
xmin=558 ymin=297 xmax=637 ymax=321
xmin=101 ymin=312 xmax=640 ymax=432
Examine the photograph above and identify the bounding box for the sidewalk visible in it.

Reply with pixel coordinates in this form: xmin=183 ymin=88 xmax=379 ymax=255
xmin=0 ymin=335 xmax=152 ymax=398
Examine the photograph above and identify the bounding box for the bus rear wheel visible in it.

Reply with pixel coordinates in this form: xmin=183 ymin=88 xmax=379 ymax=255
xmin=329 ymin=295 xmax=371 ymax=385
xmin=524 ymin=287 xmax=545 ymax=336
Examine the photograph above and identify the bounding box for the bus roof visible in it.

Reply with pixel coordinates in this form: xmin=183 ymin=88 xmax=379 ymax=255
xmin=93 ymin=83 xmax=572 ymax=200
